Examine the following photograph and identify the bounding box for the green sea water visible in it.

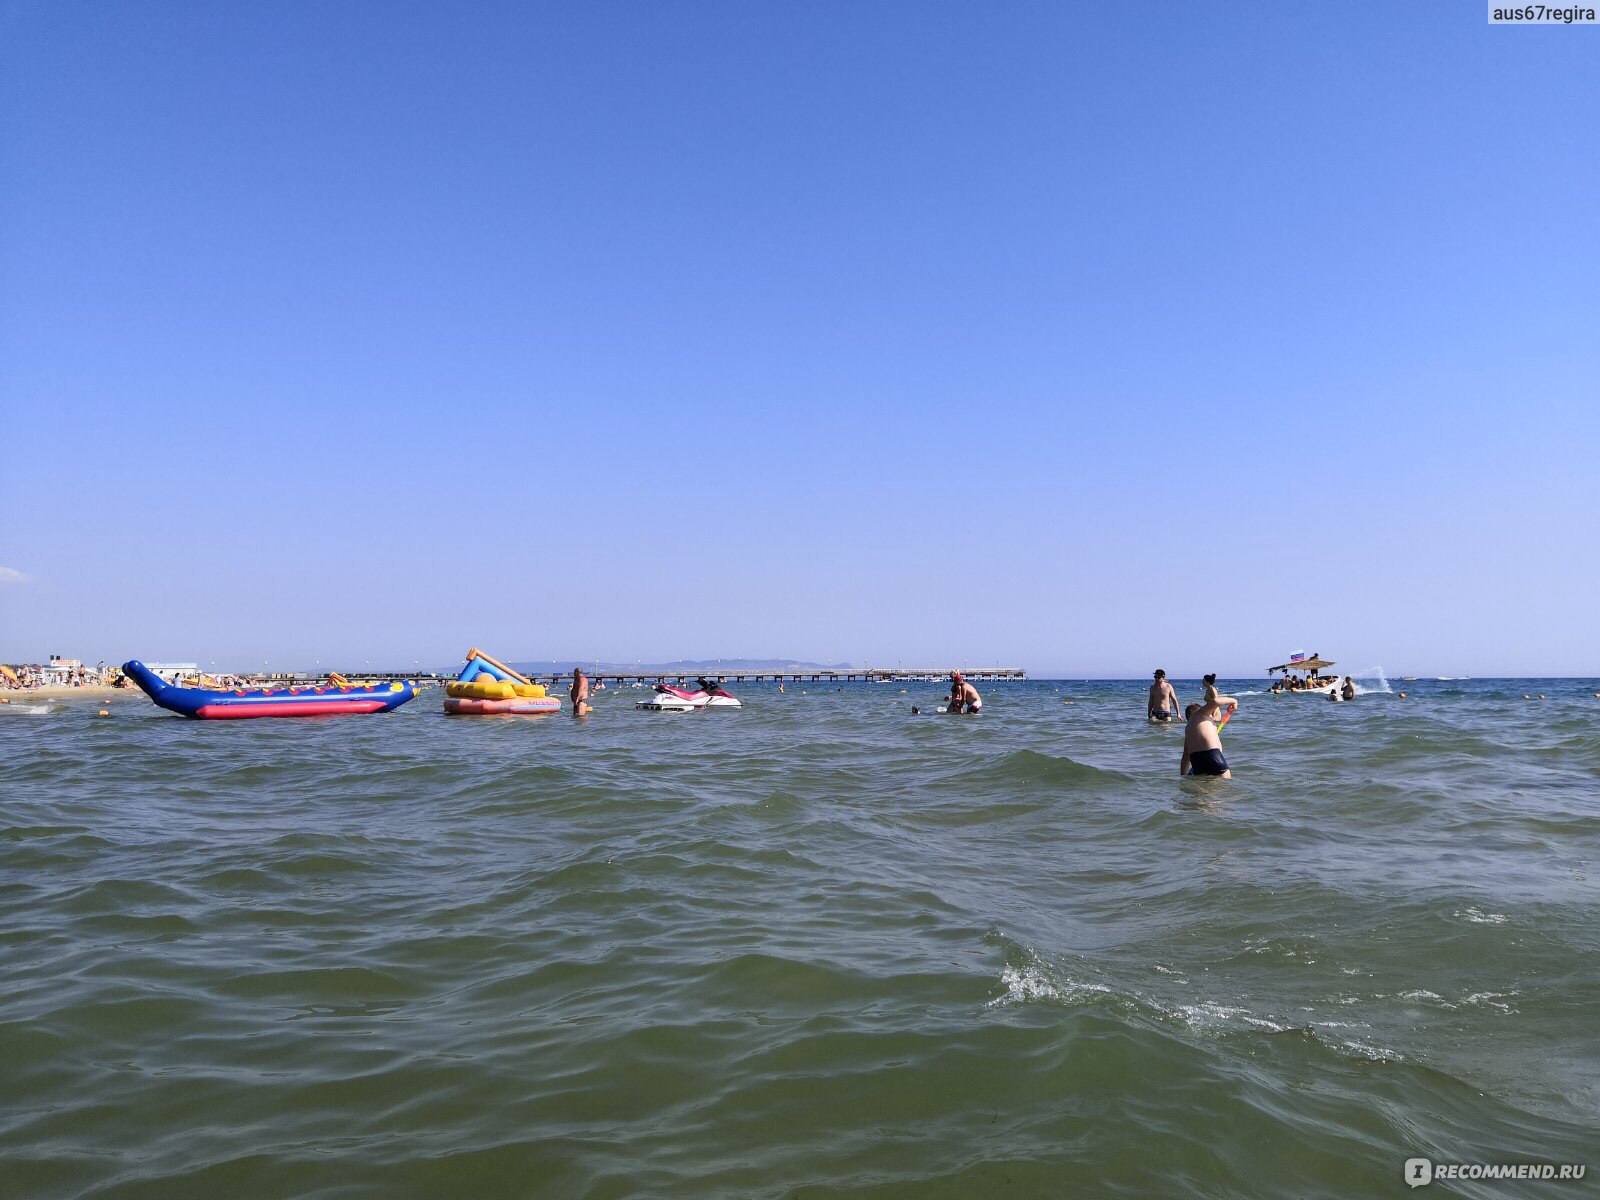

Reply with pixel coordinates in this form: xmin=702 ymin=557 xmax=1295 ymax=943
xmin=3 ymin=678 xmax=1597 ymax=1198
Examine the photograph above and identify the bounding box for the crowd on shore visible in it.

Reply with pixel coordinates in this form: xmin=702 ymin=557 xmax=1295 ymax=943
xmin=0 ymin=660 xmax=269 ymax=692
xmin=0 ymin=659 xmax=122 ymax=690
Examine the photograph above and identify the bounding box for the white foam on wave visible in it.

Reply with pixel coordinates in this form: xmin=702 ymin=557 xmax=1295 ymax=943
xmin=1241 ymin=936 xmax=1317 ymax=964
xmin=1454 ymin=906 xmax=1508 ymax=924
xmin=0 ymin=703 xmax=53 ymax=715
xmin=986 ymin=946 xmax=1409 ymax=1064
xmin=1391 ymin=988 xmax=1517 ymax=1014
xmin=1342 ymin=1040 xmax=1403 ymax=1062
xmin=988 ymin=963 xmax=1115 ymax=1008
xmin=989 ymin=964 xmax=1059 ymax=1005
xmin=1173 ymin=1002 xmax=1293 ymax=1033
xmin=1182 ymin=1002 xmax=1404 ymax=1060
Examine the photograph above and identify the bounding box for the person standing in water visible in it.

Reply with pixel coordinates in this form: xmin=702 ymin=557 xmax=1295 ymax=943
xmin=1181 ymin=699 xmax=1235 ymax=777
xmin=1148 ymin=669 xmax=1179 ymax=722
xmin=1183 ymin=675 xmax=1238 ymax=776
xmin=1340 ymin=676 xmax=1357 ymax=701
xmin=948 ymin=672 xmax=982 ymax=714
xmin=570 ymin=667 xmax=591 ymax=717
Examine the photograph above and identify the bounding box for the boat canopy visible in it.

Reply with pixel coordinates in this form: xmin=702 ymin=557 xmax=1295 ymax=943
xmin=1267 ymin=657 xmax=1336 ymax=673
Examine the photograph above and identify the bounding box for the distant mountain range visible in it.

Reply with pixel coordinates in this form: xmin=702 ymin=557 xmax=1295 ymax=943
xmin=504 ymin=658 xmax=856 ymax=675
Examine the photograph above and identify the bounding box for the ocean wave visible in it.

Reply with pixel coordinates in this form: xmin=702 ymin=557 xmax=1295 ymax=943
xmin=982 ymin=941 xmax=1401 ymax=1067
xmin=959 ymin=748 xmax=1134 ymax=790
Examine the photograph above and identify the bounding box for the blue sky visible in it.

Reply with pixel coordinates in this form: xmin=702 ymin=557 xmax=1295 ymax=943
xmin=2 ymin=2 xmax=1595 ymax=677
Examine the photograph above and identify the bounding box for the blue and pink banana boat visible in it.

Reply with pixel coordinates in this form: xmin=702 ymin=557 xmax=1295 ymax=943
xmin=122 ymin=660 xmax=417 ymax=720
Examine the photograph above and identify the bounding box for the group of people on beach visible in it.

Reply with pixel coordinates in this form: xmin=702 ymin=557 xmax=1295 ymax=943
xmin=1 ymin=660 xmax=115 ymax=690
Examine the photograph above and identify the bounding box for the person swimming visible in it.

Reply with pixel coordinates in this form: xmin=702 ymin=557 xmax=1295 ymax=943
xmin=1148 ymin=669 xmax=1179 ymax=722
xmin=1181 ymin=702 xmax=1233 ymax=777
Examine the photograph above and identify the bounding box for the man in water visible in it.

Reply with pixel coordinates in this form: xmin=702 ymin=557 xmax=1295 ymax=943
xmin=1148 ymin=669 xmax=1179 ymax=722
xmin=570 ymin=667 xmax=590 ymax=717
xmin=948 ymin=672 xmax=982 ymax=714
xmin=1181 ymin=694 xmax=1236 ymax=777
xmin=1340 ymin=676 xmax=1357 ymax=701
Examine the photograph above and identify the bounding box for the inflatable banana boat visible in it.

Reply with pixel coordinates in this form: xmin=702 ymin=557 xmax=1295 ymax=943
xmin=445 ymin=649 xmax=561 ymax=715
xmin=123 ymin=660 xmax=417 ymax=720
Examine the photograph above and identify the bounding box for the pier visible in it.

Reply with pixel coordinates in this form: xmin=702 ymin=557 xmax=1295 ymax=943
xmin=241 ymin=667 xmax=1027 ymax=686
xmin=563 ymin=667 xmax=1027 ymax=686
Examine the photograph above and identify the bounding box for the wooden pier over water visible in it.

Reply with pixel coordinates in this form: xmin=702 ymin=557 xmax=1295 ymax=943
xmin=243 ymin=667 xmax=1027 ymax=686
xmin=569 ymin=667 xmax=1027 ymax=685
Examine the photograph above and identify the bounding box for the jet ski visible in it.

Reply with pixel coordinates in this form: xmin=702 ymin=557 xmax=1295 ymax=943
xmin=700 ymin=679 xmax=742 ymax=708
xmin=635 ymin=678 xmax=743 ymax=711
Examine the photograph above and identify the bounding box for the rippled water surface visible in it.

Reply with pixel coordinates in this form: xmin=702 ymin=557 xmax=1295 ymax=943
xmin=3 ymin=678 xmax=1597 ymax=1198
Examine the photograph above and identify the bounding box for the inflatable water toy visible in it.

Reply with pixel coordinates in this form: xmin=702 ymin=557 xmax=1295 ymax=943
xmin=444 ymin=649 xmax=561 ymax=715
xmin=122 ymin=660 xmax=416 ymax=720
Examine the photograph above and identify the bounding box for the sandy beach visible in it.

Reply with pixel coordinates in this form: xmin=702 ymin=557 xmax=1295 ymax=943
xmin=1 ymin=685 xmax=129 ymax=701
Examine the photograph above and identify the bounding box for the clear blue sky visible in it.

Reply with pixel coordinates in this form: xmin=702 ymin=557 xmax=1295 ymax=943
xmin=2 ymin=2 xmax=1595 ymax=677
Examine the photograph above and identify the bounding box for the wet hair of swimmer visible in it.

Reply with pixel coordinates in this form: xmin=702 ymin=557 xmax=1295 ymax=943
xmin=1203 ymin=673 xmax=1217 ymax=686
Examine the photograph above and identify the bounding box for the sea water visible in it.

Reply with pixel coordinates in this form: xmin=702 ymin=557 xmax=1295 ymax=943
xmin=3 ymin=678 xmax=1596 ymax=1197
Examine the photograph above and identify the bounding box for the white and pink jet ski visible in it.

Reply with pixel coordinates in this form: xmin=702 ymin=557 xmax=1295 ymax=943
xmin=635 ymin=679 xmax=743 ymax=712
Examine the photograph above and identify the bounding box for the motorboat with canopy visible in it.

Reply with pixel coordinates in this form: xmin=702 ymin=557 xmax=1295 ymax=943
xmin=1266 ymin=654 xmax=1339 ymax=695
